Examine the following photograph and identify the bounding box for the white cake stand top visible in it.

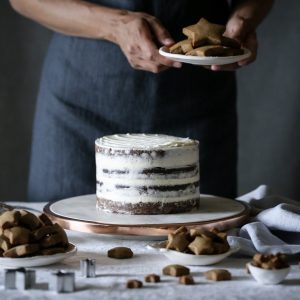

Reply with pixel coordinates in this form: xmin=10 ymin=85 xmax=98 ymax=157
xmin=44 ymin=194 xmax=250 ymax=239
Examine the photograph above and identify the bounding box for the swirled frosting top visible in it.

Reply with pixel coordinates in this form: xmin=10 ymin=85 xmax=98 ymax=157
xmin=95 ymin=134 xmax=198 ymax=150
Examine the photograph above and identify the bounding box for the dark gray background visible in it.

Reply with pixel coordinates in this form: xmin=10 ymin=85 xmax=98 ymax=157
xmin=0 ymin=1 xmax=299 ymax=201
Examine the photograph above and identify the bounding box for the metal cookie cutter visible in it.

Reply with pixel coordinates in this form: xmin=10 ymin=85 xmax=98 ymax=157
xmin=51 ymin=270 xmax=75 ymax=293
xmin=80 ymin=258 xmax=96 ymax=278
xmin=4 ymin=268 xmax=36 ymax=290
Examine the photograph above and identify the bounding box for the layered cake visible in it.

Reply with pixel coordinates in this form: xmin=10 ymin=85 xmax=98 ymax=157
xmin=95 ymin=134 xmax=200 ymax=214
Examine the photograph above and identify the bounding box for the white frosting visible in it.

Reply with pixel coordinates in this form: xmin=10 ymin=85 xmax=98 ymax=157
xmin=95 ymin=133 xmax=197 ymax=150
xmin=98 ymin=168 xmax=198 ymax=180
xmin=95 ymin=133 xmax=200 ymax=207
xmin=97 ymin=175 xmax=199 ymax=187
xmin=96 ymin=146 xmax=198 ymax=169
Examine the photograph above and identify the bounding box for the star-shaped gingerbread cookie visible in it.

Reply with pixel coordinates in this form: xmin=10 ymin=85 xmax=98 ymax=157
xmin=188 ymin=236 xmax=215 ymax=255
xmin=183 ymin=18 xmax=225 ymax=47
xmin=183 ymin=18 xmax=239 ymax=48
xmin=166 ymin=231 xmax=190 ymax=252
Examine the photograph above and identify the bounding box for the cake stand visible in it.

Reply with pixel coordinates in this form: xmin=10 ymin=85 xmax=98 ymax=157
xmin=44 ymin=194 xmax=250 ymax=239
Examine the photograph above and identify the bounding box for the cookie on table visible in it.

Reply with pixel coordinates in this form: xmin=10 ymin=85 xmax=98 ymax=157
xmin=144 ymin=274 xmax=160 ymax=283
xmin=127 ymin=279 xmax=143 ymax=289
xmin=179 ymin=275 xmax=194 ymax=285
xmin=107 ymin=247 xmax=133 ymax=259
xmin=162 ymin=264 xmax=190 ymax=277
xmin=205 ymin=269 xmax=232 ymax=281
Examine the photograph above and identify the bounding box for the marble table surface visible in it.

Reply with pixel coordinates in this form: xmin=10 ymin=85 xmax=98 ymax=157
xmin=0 ymin=202 xmax=300 ymax=300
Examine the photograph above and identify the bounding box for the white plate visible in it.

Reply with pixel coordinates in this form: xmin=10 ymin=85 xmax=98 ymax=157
xmin=0 ymin=243 xmax=77 ymax=268
xmin=147 ymin=241 xmax=239 ymax=266
xmin=159 ymin=46 xmax=251 ymax=66
xmin=48 ymin=194 xmax=246 ymax=226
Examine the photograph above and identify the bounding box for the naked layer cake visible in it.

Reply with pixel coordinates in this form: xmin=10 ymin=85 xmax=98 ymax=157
xmin=95 ymin=134 xmax=200 ymax=214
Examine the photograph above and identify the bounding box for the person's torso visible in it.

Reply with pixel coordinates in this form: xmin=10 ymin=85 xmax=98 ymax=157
xmin=41 ymin=0 xmax=235 ymax=131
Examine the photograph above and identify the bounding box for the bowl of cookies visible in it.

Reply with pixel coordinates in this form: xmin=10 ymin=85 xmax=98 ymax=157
xmin=159 ymin=18 xmax=251 ymax=65
xmin=246 ymin=253 xmax=290 ymax=285
xmin=147 ymin=226 xmax=239 ymax=266
xmin=0 ymin=209 xmax=76 ymax=267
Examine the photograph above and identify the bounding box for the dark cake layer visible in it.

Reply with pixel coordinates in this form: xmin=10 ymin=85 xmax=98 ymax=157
xmin=114 ymin=182 xmax=199 ymax=192
xmin=97 ymin=181 xmax=199 ymax=196
xmin=102 ymin=165 xmax=197 ymax=175
xmin=96 ymin=197 xmax=200 ymax=215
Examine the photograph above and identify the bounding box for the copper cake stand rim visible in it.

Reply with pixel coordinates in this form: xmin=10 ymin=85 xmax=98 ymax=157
xmin=44 ymin=199 xmax=251 ymax=237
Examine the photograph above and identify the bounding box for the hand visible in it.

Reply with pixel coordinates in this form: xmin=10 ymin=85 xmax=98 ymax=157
xmin=115 ymin=11 xmax=182 ymax=73
xmin=211 ymin=16 xmax=258 ymax=71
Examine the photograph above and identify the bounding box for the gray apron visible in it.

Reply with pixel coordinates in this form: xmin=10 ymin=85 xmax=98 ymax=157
xmin=28 ymin=0 xmax=237 ymax=202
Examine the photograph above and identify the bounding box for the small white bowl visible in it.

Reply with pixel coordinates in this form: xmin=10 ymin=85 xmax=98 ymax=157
xmin=247 ymin=262 xmax=290 ymax=285
xmin=147 ymin=241 xmax=239 ymax=266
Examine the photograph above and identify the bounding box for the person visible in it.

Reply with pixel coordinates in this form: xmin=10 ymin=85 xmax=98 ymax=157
xmin=9 ymin=0 xmax=273 ymax=202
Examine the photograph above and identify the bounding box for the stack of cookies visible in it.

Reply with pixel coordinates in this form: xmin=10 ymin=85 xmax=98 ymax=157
xmin=250 ymin=253 xmax=289 ymax=270
xmin=169 ymin=18 xmax=244 ymax=57
xmin=166 ymin=226 xmax=230 ymax=255
xmin=0 ymin=209 xmax=69 ymax=258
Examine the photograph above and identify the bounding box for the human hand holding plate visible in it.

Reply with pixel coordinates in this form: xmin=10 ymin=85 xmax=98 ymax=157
xmin=159 ymin=18 xmax=251 ymax=67
xmin=211 ymin=14 xmax=258 ymax=71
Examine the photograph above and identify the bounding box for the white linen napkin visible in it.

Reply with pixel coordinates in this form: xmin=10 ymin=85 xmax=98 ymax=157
xmin=227 ymin=185 xmax=300 ymax=256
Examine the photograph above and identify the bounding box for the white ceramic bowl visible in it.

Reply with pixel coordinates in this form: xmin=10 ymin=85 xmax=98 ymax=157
xmin=147 ymin=241 xmax=239 ymax=266
xmin=247 ymin=262 xmax=290 ymax=285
